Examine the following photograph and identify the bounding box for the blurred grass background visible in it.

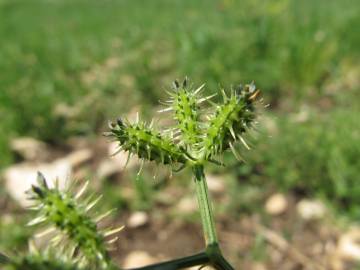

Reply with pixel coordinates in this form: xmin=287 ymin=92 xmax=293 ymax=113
xmin=0 ymin=0 xmax=360 ymax=265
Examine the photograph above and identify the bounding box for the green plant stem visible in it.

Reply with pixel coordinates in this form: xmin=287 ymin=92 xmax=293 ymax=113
xmin=127 ymin=252 xmax=209 ymax=270
xmin=126 ymin=165 xmax=234 ymax=270
xmin=193 ymin=165 xmax=234 ymax=270
xmin=193 ymin=165 xmax=218 ymax=246
xmin=209 ymin=250 xmax=235 ymax=270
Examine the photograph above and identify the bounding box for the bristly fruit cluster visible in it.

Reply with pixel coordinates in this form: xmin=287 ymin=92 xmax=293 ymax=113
xmin=107 ymin=77 xmax=261 ymax=170
xmin=0 ymin=77 xmax=258 ymax=270
xmin=25 ymin=173 xmax=123 ymax=269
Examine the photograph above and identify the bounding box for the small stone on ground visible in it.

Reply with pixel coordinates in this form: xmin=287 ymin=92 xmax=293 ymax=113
xmin=265 ymin=193 xmax=287 ymax=215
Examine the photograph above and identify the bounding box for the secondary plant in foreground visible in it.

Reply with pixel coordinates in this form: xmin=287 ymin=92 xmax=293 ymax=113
xmin=107 ymin=77 xmax=261 ymax=269
xmin=0 ymin=173 xmax=122 ymax=270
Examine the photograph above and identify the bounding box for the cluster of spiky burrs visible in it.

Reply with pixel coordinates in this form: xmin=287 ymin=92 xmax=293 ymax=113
xmin=107 ymin=77 xmax=261 ymax=170
xmin=0 ymin=78 xmax=261 ymax=270
xmin=3 ymin=173 xmax=123 ymax=270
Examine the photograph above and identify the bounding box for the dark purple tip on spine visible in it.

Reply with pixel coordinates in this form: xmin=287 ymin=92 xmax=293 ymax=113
xmin=182 ymin=77 xmax=188 ymax=88
xmin=173 ymin=80 xmax=180 ymax=89
xmin=117 ymin=118 xmax=124 ymax=127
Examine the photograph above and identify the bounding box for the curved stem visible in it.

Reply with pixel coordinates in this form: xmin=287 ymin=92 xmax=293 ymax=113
xmin=205 ymin=244 xmax=234 ymax=270
xmin=212 ymin=254 xmax=235 ymax=270
xmin=127 ymin=252 xmax=209 ymax=270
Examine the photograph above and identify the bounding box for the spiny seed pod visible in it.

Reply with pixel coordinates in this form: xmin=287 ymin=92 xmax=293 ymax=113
xmin=164 ymin=78 xmax=202 ymax=147
xmin=202 ymin=83 xmax=260 ymax=160
xmin=159 ymin=78 xmax=217 ymax=154
xmin=107 ymin=118 xmax=188 ymax=165
xmin=27 ymin=173 xmax=123 ymax=269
